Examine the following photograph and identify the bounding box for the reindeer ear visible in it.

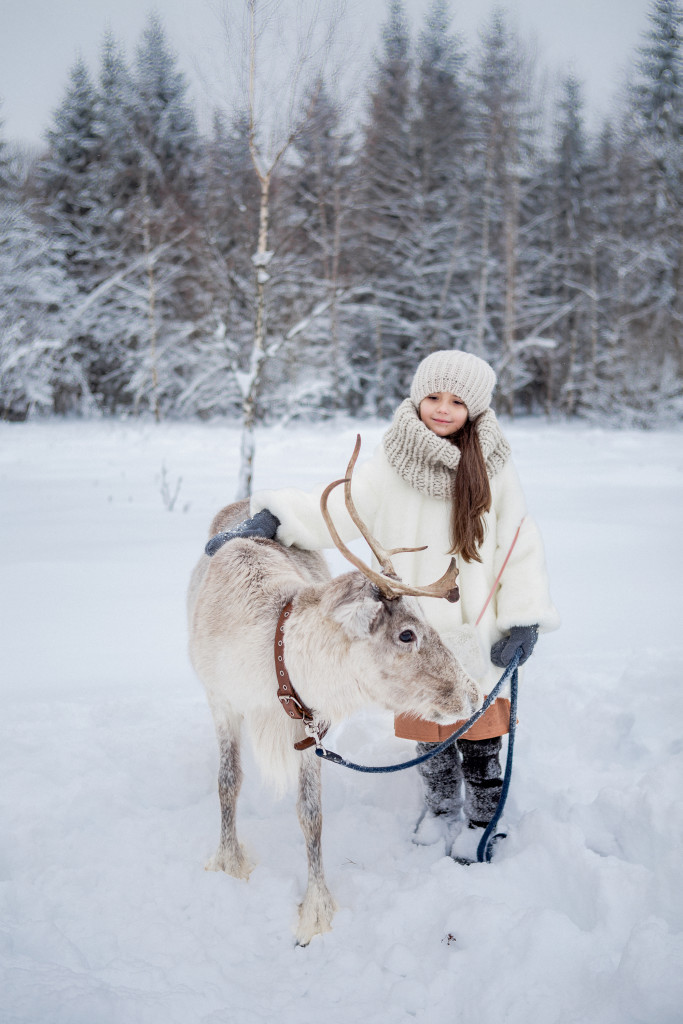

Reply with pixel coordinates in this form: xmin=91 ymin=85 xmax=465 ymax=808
xmin=327 ymin=578 xmax=385 ymax=639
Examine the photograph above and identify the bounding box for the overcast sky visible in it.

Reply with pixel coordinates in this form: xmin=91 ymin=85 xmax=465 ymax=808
xmin=0 ymin=0 xmax=653 ymax=148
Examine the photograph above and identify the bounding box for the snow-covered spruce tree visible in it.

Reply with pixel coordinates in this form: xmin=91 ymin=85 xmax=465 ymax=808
xmin=588 ymin=120 xmax=650 ymax=418
xmin=201 ymin=108 xmax=259 ymax=289
xmin=350 ymin=0 xmax=417 ymax=416
xmin=272 ymin=77 xmax=357 ymax=417
xmin=575 ymin=0 xmax=683 ymax=426
xmin=66 ymin=32 xmax=144 ymax=413
xmin=36 ymin=56 xmax=100 ymax=273
xmin=122 ymin=12 xmax=203 ymax=421
xmin=575 ymin=118 xmax=639 ymax=420
xmin=185 ymin=108 xmax=257 ymax=419
xmin=624 ymin=0 xmax=683 ymax=419
xmin=410 ymin=0 xmax=474 ymax=358
xmin=543 ymin=75 xmax=592 ymax=415
xmin=30 ymin=23 xmax=204 ymax=419
xmin=29 ymin=34 xmax=138 ymax=415
xmin=33 ymin=56 xmax=103 ymax=412
xmin=0 ymin=134 xmax=80 ymax=420
xmin=633 ymin=0 xmax=682 ymax=190
xmin=470 ymin=9 xmax=543 ymax=415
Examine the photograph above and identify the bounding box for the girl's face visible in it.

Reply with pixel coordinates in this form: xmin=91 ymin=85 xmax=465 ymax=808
xmin=419 ymin=392 xmax=468 ymax=437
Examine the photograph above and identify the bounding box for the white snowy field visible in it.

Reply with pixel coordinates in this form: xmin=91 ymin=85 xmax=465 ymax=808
xmin=1 ymin=417 xmax=682 ymax=1024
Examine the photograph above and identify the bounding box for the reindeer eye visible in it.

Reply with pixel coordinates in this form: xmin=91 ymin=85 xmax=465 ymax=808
xmin=398 ymin=630 xmax=416 ymax=644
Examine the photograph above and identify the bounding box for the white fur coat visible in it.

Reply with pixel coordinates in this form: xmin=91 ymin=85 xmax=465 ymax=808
xmin=252 ymin=444 xmax=559 ymax=691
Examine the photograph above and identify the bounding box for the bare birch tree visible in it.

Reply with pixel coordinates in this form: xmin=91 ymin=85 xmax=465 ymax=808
xmin=216 ymin=0 xmax=345 ymax=500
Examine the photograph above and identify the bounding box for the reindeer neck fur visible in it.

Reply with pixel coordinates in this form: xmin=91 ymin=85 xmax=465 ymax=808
xmin=282 ymin=584 xmax=378 ymax=727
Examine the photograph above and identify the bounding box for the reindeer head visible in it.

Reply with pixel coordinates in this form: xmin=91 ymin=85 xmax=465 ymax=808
xmin=317 ymin=573 xmax=480 ymax=723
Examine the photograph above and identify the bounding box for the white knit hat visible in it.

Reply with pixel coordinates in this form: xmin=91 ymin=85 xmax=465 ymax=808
xmin=409 ymin=350 xmax=496 ymax=418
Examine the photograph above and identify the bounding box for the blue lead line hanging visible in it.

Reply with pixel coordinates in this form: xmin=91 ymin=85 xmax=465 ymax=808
xmin=315 ymin=647 xmax=523 ymax=864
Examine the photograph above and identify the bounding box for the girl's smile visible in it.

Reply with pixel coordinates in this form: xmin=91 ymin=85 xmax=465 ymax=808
xmin=419 ymin=392 xmax=468 ymax=436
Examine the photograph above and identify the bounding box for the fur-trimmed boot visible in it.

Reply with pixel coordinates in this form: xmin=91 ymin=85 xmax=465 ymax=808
xmin=412 ymin=742 xmax=464 ymax=849
xmin=450 ymin=736 xmax=504 ymax=864
xmin=460 ymin=736 xmax=503 ymax=827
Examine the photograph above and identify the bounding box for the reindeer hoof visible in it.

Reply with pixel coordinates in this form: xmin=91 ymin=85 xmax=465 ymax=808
xmin=295 ymin=887 xmax=337 ymax=946
xmin=205 ymin=844 xmax=254 ymax=880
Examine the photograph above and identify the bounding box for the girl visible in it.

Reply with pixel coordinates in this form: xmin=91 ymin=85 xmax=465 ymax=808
xmin=216 ymin=350 xmax=559 ymax=860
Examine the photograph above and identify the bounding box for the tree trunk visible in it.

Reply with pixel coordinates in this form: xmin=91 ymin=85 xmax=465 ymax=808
xmin=329 ymin=178 xmax=342 ymax=407
xmin=474 ymin=141 xmax=495 ymax=358
xmin=141 ymin=170 xmax=160 ymax=423
xmin=502 ymin=166 xmax=519 ymax=416
xmin=236 ymin=172 xmax=272 ymax=500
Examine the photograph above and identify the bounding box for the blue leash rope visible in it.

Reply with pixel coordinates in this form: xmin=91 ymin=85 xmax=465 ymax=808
xmin=477 ymin=654 xmax=518 ymax=863
xmin=315 ymin=647 xmax=522 ymax=863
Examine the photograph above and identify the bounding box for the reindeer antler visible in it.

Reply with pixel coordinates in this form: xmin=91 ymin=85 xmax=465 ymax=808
xmin=341 ymin=436 xmax=427 ymax=576
xmin=320 ymin=435 xmax=460 ymax=603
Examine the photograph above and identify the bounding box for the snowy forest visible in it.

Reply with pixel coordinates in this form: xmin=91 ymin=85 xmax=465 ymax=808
xmin=0 ymin=0 xmax=681 ymax=427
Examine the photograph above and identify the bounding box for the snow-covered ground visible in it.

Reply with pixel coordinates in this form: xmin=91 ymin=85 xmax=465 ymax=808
xmin=1 ymin=417 xmax=682 ymax=1024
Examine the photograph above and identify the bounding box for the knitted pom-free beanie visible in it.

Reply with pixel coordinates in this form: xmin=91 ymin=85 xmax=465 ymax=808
xmin=410 ymin=350 xmax=496 ymax=418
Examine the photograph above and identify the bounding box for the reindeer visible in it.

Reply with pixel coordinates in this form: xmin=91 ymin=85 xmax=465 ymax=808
xmin=187 ymin=438 xmax=480 ymax=945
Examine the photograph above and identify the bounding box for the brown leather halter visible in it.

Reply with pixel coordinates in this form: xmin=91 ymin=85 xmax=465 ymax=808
xmin=275 ymin=601 xmax=329 ymax=751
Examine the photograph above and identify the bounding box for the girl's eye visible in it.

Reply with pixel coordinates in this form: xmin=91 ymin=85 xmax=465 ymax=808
xmin=398 ymin=630 xmax=416 ymax=644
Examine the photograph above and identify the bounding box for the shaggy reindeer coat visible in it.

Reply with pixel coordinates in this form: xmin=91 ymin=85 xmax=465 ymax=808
xmin=252 ymin=408 xmax=559 ymax=741
xmin=188 ymin=500 xmax=481 ymax=944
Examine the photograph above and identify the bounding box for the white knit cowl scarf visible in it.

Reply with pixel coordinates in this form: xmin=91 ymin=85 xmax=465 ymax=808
xmin=382 ymin=399 xmax=511 ymax=500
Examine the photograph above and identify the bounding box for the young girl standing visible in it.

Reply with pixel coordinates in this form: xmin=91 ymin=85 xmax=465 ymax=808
xmin=221 ymin=350 xmax=559 ymax=859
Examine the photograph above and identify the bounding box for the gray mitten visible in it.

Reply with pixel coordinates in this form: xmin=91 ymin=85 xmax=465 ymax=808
xmin=205 ymin=508 xmax=280 ymax=557
xmin=490 ymin=624 xmax=539 ymax=667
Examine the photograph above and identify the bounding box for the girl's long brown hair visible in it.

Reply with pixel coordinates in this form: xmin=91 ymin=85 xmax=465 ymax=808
xmin=448 ymin=417 xmax=491 ymax=562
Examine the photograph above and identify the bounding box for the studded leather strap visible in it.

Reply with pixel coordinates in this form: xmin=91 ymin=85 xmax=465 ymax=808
xmin=274 ymin=601 xmax=328 ymax=751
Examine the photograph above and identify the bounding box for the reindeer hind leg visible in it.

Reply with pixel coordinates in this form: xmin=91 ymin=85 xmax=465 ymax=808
xmin=294 ymin=752 xmax=337 ymax=945
xmin=205 ymin=715 xmax=254 ymax=880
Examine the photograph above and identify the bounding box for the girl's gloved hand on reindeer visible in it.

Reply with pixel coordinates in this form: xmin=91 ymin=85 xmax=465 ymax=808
xmin=490 ymin=624 xmax=539 ymax=667
xmin=205 ymin=509 xmax=280 ymax=557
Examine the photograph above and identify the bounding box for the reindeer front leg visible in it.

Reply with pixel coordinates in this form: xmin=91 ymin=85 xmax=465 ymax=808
xmin=205 ymin=723 xmax=253 ymax=880
xmin=295 ymin=751 xmax=337 ymax=945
